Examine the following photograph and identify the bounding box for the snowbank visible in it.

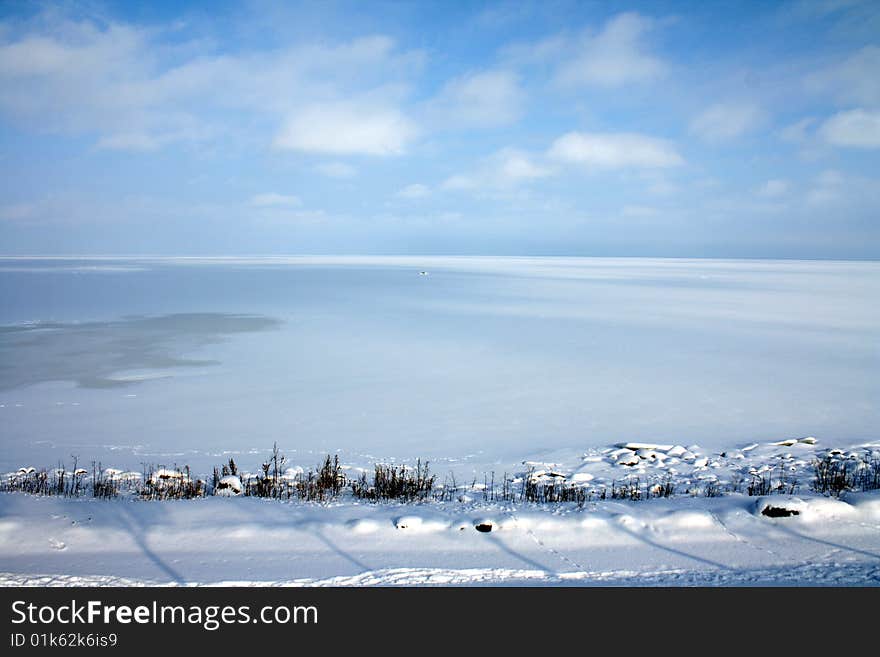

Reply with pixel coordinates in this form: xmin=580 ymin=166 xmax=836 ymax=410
xmin=0 ymin=489 xmax=878 ymax=587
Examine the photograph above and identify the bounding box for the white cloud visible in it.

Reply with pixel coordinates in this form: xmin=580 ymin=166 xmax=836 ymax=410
xmin=314 ymin=162 xmax=357 ymax=178
xmin=0 ymin=22 xmax=147 ymax=79
xmin=396 ymin=183 xmax=430 ymax=199
xmin=787 ymin=0 xmax=867 ymax=20
xmin=805 ymin=169 xmax=845 ymax=205
xmin=428 ymin=69 xmax=525 ymax=127
xmin=0 ymin=21 xmax=159 ymax=139
xmin=274 ymin=101 xmax=417 ymax=155
xmin=806 ymin=45 xmax=880 ymax=106
xmin=802 ymin=170 xmax=880 ymax=210
xmin=702 ymin=167 xmax=880 ymax=226
xmin=780 ymin=117 xmax=817 ymax=143
xmin=496 ymin=148 xmax=554 ymax=180
xmin=647 ymin=180 xmax=678 ymax=196
xmin=442 ymin=148 xmax=553 ymax=192
xmin=621 ymin=205 xmax=659 ymax=218
xmin=690 ymin=102 xmax=764 ymax=141
xmin=440 ymin=174 xmax=476 ymax=191
xmin=252 ymin=208 xmax=327 ymax=225
xmin=818 ymin=108 xmax=880 ymax=148
xmin=547 ymin=132 xmax=683 ymax=169
xmin=0 ymin=201 xmax=38 ymax=221
xmin=250 ymin=193 xmax=302 ymax=207
xmin=553 ymin=12 xmax=667 ymax=87
xmin=816 ymin=169 xmax=844 ymax=186
xmin=0 ymin=194 xmax=158 ymax=225
xmin=96 ymin=132 xmax=163 ymax=151
xmin=0 ymin=15 xmax=422 ymax=152
xmin=637 ymin=171 xmax=679 ymax=196
xmin=757 ymin=179 xmax=790 ymax=197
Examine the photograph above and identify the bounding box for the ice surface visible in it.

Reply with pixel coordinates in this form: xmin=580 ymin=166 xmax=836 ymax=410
xmin=0 ymin=256 xmax=878 ymax=476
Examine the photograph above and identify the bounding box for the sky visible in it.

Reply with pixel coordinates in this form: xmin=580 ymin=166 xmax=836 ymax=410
xmin=0 ymin=0 xmax=878 ymax=258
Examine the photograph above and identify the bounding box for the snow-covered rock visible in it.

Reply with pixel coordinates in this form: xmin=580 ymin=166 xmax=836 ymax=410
xmin=474 ymin=520 xmax=494 ymax=533
xmin=147 ymin=468 xmax=189 ymax=487
xmin=215 ymin=475 xmax=242 ymax=496
xmin=616 ymin=442 xmax=674 ymax=452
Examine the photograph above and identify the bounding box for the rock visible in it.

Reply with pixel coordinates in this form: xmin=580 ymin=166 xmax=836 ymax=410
xmin=616 ymin=442 xmax=674 ymax=452
xmin=761 ymin=505 xmax=800 ymax=518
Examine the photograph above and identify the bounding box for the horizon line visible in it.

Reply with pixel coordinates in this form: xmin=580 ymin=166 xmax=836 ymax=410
xmin=0 ymin=253 xmax=879 ymax=263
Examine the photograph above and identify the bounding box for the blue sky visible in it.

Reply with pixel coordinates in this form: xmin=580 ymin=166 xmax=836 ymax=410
xmin=0 ymin=0 xmax=878 ymax=257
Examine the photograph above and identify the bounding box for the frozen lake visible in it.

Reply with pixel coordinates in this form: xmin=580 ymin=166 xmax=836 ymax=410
xmin=0 ymin=256 xmax=878 ymax=475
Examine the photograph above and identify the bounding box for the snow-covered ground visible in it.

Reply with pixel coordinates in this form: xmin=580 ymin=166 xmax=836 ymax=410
xmin=2 ymin=438 xmax=879 ymax=586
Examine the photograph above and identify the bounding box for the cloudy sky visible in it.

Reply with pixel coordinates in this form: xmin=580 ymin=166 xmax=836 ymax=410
xmin=0 ymin=0 xmax=878 ymax=257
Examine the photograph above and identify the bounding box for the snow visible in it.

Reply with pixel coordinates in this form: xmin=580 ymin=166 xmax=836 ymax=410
xmin=0 ymin=490 xmax=878 ymax=587
xmin=1 ymin=437 xmax=879 ymax=587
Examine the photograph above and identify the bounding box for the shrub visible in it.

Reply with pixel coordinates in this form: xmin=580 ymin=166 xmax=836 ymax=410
xmin=812 ymin=452 xmax=880 ymax=496
xmin=611 ymin=478 xmax=642 ymax=501
xmin=141 ymin=464 xmax=204 ymax=500
xmin=747 ymin=473 xmax=773 ymax=496
xmin=351 ymin=459 xmax=434 ymax=502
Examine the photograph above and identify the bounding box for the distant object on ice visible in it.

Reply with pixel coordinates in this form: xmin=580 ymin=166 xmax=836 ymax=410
xmin=418 ymin=271 xmax=429 ymax=276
